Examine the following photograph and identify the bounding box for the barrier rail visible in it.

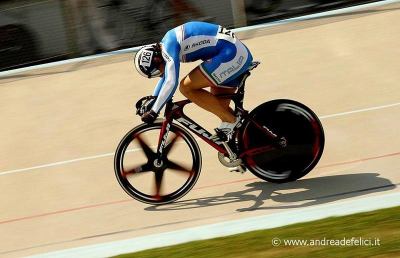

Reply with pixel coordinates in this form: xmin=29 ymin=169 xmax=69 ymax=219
xmin=0 ymin=0 xmax=384 ymax=72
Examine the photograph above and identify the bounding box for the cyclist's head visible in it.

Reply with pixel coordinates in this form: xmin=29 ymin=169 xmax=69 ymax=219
xmin=134 ymin=43 xmax=165 ymax=78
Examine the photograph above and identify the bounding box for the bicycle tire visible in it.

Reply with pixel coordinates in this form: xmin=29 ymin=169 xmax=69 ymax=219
xmin=114 ymin=122 xmax=202 ymax=204
xmin=240 ymin=99 xmax=324 ymax=183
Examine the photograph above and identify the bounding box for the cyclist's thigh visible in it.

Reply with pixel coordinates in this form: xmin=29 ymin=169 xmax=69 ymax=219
xmin=199 ymin=40 xmax=253 ymax=86
xmin=181 ymin=67 xmax=214 ymax=90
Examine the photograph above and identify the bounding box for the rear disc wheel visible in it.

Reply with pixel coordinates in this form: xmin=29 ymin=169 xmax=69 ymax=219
xmin=241 ymin=99 xmax=324 ymax=183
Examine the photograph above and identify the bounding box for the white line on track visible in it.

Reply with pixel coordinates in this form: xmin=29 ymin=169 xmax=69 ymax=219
xmin=27 ymin=191 xmax=400 ymax=258
xmin=319 ymin=102 xmax=400 ymax=119
xmin=0 ymin=101 xmax=399 ymax=176
xmin=0 ymin=148 xmax=132 ymax=176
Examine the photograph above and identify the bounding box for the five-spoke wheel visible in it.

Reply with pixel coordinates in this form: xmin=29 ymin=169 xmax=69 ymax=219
xmin=114 ymin=122 xmax=202 ymax=204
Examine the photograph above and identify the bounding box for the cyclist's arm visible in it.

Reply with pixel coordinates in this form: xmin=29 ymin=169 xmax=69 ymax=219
xmin=151 ymin=33 xmax=181 ymax=114
xmin=152 ymin=76 xmax=165 ymax=96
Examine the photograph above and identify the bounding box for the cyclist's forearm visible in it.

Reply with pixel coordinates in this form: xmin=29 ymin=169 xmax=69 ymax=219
xmin=151 ymin=61 xmax=179 ymax=113
xmin=151 ymin=83 xmax=177 ymax=113
xmin=153 ymin=77 xmax=165 ymax=96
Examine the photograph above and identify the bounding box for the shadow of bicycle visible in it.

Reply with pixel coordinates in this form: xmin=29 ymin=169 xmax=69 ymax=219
xmin=145 ymin=173 xmax=397 ymax=212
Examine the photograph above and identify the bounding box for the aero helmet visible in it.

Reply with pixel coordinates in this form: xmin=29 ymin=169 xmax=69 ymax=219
xmin=134 ymin=44 xmax=164 ymax=78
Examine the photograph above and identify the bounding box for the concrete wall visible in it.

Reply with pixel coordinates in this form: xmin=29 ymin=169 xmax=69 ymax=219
xmin=0 ymin=0 xmax=69 ymax=57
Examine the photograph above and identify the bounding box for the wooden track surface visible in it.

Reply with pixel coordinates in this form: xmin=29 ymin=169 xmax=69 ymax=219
xmin=1 ymin=3 xmax=399 ymax=257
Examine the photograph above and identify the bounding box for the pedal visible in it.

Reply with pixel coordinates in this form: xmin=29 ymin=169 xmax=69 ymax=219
xmin=214 ymin=128 xmax=228 ymax=142
xmin=229 ymin=165 xmax=246 ymax=174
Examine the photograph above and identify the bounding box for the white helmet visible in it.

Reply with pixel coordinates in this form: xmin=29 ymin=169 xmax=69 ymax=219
xmin=134 ymin=44 xmax=164 ymax=78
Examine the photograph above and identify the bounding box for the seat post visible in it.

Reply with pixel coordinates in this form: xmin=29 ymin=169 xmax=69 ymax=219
xmin=237 ymin=72 xmax=250 ymax=96
xmin=233 ymin=61 xmax=260 ymax=113
xmin=233 ymin=73 xmax=249 ymax=112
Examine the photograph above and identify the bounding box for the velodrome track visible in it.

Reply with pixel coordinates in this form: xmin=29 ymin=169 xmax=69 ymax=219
xmin=1 ymin=1 xmax=400 ymax=257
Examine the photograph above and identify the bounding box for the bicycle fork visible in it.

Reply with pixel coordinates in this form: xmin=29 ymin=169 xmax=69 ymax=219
xmin=155 ymin=120 xmax=171 ymax=165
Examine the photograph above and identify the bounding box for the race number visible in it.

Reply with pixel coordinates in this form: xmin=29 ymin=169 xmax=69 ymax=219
xmin=140 ymin=50 xmax=153 ymax=67
xmin=218 ymin=26 xmax=236 ymax=39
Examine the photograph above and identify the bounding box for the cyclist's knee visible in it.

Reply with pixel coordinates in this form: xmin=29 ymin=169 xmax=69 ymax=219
xmin=179 ymin=78 xmax=191 ymax=96
xmin=180 ymin=68 xmax=212 ymax=97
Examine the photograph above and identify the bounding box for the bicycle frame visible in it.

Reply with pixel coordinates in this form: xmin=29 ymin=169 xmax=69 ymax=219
xmin=153 ymin=71 xmax=281 ymax=161
xmin=117 ymin=60 xmax=324 ymax=204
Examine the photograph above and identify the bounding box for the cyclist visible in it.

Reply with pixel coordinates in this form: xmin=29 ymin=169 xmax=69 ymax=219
xmin=134 ymin=21 xmax=253 ymax=141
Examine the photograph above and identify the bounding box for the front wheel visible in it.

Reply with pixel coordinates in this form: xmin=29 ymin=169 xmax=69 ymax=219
xmin=114 ymin=122 xmax=202 ymax=204
xmin=240 ymin=99 xmax=324 ymax=183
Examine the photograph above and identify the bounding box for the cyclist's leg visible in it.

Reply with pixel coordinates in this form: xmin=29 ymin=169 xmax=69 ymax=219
xmin=210 ymin=86 xmax=236 ymax=114
xmin=179 ymin=40 xmax=252 ymax=123
xmin=179 ymin=67 xmax=236 ymax=123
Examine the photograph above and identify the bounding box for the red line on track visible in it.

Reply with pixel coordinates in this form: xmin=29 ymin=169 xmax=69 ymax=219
xmin=0 ymin=199 xmax=133 ymax=225
xmin=1 ymin=151 xmax=399 ymax=225
xmin=319 ymin=152 xmax=400 ymax=168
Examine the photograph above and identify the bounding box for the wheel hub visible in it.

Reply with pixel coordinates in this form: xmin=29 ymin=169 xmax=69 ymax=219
xmin=278 ymin=137 xmax=287 ymax=148
xmin=153 ymin=159 xmax=164 ymax=168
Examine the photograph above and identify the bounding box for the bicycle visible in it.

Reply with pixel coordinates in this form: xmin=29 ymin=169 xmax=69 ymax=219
xmin=114 ymin=61 xmax=325 ymax=204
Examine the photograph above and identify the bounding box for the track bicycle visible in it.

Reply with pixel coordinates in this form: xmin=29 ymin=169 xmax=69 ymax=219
xmin=114 ymin=61 xmax=325 ymax=204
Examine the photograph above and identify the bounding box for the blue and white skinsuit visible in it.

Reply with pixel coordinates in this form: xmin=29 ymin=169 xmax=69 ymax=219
xmin=150 ymin=21 xmax=253 ymax=114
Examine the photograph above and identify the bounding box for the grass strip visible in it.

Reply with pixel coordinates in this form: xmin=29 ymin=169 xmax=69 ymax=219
xmin=115 ymin=206 xmax=400 ymax=258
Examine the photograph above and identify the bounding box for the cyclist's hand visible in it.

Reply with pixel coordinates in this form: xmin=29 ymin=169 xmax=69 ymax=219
xmin=141 ymin=110 xmax=158 ymax=124
xmin=136 ymin=96 xmax=156 ymax=116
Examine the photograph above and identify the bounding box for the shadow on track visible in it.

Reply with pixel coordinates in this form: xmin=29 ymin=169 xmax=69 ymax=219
xmin=145 ymin=173 xmax=397 ymax=212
